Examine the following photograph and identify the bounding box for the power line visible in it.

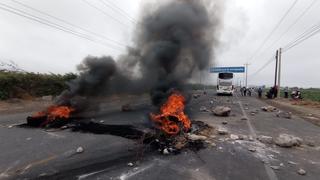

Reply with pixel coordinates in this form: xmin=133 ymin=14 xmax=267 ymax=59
xmin=81 ymin=0 xmax=130 ymax=27
xmin=283 ymin=22 xmax=320 ymax=52
xmin=263 ymin=0 xmax=317 ymax=52
xmin=0 ymin=3 xmax=123 ymax=52
xmin=99 ymin=0 xmax=138 ymax=24
xmin=248 ymin=0 xmax=298 ymax=63
xmin=11 ymin=0 xmax=127 ymax=48
xmin=249 ymin=56 xmax=275 ymax=77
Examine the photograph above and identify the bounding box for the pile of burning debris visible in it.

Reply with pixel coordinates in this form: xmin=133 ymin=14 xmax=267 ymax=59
xmin=25 ymin=92 xmax=216 ymax=155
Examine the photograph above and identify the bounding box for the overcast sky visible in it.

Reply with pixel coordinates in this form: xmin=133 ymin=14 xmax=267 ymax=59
xmin=0 ymin=0 xmax=319 ymax=88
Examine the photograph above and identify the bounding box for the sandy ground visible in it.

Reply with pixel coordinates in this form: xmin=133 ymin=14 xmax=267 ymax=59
xmin=263 ymin=98 xmax=320 ymax=126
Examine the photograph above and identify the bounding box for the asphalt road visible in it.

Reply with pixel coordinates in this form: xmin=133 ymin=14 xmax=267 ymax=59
xmin=0 ymin=90 xmax=320 ymax=180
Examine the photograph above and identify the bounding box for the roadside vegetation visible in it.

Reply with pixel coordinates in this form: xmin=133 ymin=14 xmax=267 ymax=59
xmin=0 ymin=71 xmax=77 ymax=100
xmin=300 ymin=88 xmax=320 ymax=102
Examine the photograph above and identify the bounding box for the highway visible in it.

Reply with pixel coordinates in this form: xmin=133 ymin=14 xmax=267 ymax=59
xmin=0 ymin=90 xmax=320 ymax=180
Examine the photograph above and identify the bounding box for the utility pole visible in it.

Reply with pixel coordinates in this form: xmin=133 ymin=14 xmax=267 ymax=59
xmin=277 ymin=48 xmax=282 ymax=98
xmin=244 ymin=63 xmax=250 ymax=88
xmin=274 ymin=50 xmax=279 ymax=88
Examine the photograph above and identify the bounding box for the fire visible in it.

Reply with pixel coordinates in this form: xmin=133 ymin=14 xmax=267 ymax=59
xmin=150 ymin=92 xmax=191 ymax=135
xmin=33 ymin=105 xmax=75 ymax=124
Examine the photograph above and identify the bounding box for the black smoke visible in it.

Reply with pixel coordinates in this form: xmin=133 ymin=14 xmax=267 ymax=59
xmin=57 ymin=0 xmax=223 ymax=108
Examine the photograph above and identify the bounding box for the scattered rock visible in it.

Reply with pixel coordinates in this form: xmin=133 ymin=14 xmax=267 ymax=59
xmin=127 ymin=162 xmax=134 ymax=167
xmin=250 ymin=112 xmax=255 ymax=116
xmin=261 ymin=106 xmax=277 ymax=112
xmin=99 ymin=120 xmax=104 ymax=123
xmin=163 ymin=148 xmax=170 ymax=155
xmin=238 ymin=135 xmax=247 ymax=140
xmin=188 ymin=134 xmax=207 ymax=141
xmin=305 ymin=140 xmax=316 ymax=147
xmin=248 ymin=147 xmax=256 ymax=152
xmin=230 ymin=134 xmax=239 ymax=140
xmin=222 ymin=121 xmax=228 ymax=125
xmin=241 ymin=116 xmax=248 ymax=121
xmin=26 ymin=137 xmax=32 ymax=141
xmin=244 ymin=103 xmax=249 ymax=106
xmin=280 ymin=163 xmax=284 ymax=167
xmin=42 ymin=95 xmax=53 ymax=101
xmin=60 ymin=125 xmax=68 ymax=130
xmin=297 ymin=168 xmax=306 ymax=175
xmin=8 ymin=125 xmax=13 ymax=128
xmin=217 ymin=127 xmax=228 ymax=135
xmin=209 ymin=142 xmax=216 ymax=147
xmin=193 ymin=94 xmax=201 ymax=99
xmin=210 ymin=101 xmax=214 ymax=104
xmin=275 ymin=134 xmax=303 ymax=147
xmin=121 ymin=104 xmax=133 ymax=112
xmin=212 ymin=106 xmax=231 ymax=117
xmin=76 ymin=147 xmax=84 ymax=153
xmin=248 ymin=136 xmax=254 ymax=141
xmin=288 ymin=161 xmax=298 ymax=165
xmin=244 ymin=107 xmax=249 ymax=110
xmin=276 ymin=111 xmax=292 ymax=119
xmin=270 ymin=166 xmax=280 ymax=170
xmin=257 ymin=135 xmax=274 ymax=144
xmin=200 ymin=106 xmax=209 ymax=112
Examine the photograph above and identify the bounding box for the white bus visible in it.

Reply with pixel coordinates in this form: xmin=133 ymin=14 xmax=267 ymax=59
xmin=216 ymin=72 xmax=234 ymax=95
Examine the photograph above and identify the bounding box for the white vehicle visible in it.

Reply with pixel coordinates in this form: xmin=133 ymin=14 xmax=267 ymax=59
xmin=216 ymin=73 xmax=234 ymax=95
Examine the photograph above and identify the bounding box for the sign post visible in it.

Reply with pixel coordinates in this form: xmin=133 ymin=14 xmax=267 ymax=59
xmin=210 ymin=66 xmax=245 ymax=73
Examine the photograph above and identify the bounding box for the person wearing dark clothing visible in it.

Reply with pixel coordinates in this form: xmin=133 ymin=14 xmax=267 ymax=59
xmin=258 ymin=88 xmax=263 ymax=98
xmin=284 ymin=87 xmax=289 ymax=98
xmin=243 ymin=87 xmax=247 ymax=96
xmin=274 ymin=86 xmax=278 ymax=98
xmin=240 ymin=87 xmax=244 ymax=96
xmin=247 ymin=88 xmax=251 ymax=96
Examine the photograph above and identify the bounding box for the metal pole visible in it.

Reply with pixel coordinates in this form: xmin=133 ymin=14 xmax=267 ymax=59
xmin=277 ymin=48 xmax=282 ymax=98
xmin=244 ymin=63 xmax=250 ymax=87
xmin=274 ymin=50 xmax=279 ymax=87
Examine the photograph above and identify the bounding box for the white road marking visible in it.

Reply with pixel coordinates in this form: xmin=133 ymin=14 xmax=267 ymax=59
xmin=234 ymin=92 xmax=278 ymax=180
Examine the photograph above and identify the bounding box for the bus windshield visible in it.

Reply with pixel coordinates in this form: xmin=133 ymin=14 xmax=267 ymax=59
xmin=218 ymin=73 xmax=233 ymax=79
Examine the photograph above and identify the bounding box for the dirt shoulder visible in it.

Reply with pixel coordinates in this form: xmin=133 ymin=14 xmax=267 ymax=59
xmin=0 ymin=99 xmax=53 ymax=115
xmin=261 ymin=98 xmax=320 ymax=126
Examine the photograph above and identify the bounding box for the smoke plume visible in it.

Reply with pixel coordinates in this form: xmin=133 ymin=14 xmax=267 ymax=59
xmin=57 ymin=0 xmax=224 ymax=108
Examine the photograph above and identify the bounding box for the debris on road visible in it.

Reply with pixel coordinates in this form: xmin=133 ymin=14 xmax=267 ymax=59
xmin=200 ymin=106 xmax=209 ymax=112
xmin=222 ymin=121 xmax=228 ymax=125
xmin=193 ymin=94 xmax=201 ymax=99
xmin=297 ymin=168 xmax=307 ymax=175
xmin=230 ymin=134 xmax=239 ymax=140
xmin=250 ymin=112 xmax=255 ymax=116
xmin=248 ymin=147 xmax=256 ymax=152
xmin=212 ymin=106 xmax=231 ymax=117
xmin=121 ymin=104 xmax=133 ymax=112
xmin=257 ymin=135 xmax=273 ymax=144
xmin=275 ymin=134 xmax=303 ymax=148
xmin=187 ymin=134 xmax=207 ymax=141
xmin=288 ymin=161 xmax=298 ymax=165
xmin=276 ymin=111 xmax=292 ymax=119
xmin=163 ymin=148 xmax=170 ymax=155
xmin=241 ymin=116 xmax=248 ymax=121
xmin=26 ymin=137 xmax=32 ymax=141
xmin=217 ymin=127 xmax=228 ymax=135
xmin=127 ymin=162 xmax=134 ymax=167
xmin=261 ymin=106 xmax=277 ymax=112
xmin=270 ymin=166 xmax=280 ymax=170
xmin=76 ymin=146 xmax=84 ymax=153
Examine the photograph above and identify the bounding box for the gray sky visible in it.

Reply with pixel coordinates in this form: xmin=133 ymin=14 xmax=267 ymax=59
xmin=0 ymin=0 xmax=319 ymax=88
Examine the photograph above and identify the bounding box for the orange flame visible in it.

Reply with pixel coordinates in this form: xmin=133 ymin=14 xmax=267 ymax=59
xmin=33 ymin=105 xmax=75 ymax=123
xmin=150 ymin=92 xmax=191 ymax=135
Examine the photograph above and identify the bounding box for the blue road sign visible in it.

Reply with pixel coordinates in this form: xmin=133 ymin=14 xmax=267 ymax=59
xmin=210 ymin=66 xmax=245 ymax=73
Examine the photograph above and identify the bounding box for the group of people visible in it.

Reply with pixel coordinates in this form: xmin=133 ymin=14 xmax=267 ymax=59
xmin=240 ymin=87 xmax=252 ymax=96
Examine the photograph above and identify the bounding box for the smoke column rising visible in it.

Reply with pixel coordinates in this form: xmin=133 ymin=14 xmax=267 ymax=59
xmin=57 ymin=0 xmax=224 ymax=108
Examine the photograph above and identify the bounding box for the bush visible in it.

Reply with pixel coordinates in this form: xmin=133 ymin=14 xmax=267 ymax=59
xmin=0 ymin=71 xmax=77 ymax=100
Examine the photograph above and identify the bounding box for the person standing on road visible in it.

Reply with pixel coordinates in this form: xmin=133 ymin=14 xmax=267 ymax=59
xmin=244 ymin=87 xmax=247 ymax=96
xmin=284 ymin=87 xmax=289 ymax=98
xmin=247 ymin=88 xmax=251 ymax=96
xmin=240 ymin=87 xmax=244 ymax=96
xmin=258 ymin=87 xmax=263 ymax=98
